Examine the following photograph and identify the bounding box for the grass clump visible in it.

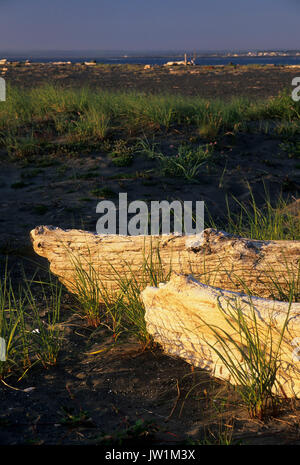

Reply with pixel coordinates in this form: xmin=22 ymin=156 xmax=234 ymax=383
xmin=209 ymin=187 xmax=300 ymax=241
xmin=68 ymin=107 xmax=111 ymax=142
xmin=108 ymin=139 xmax=134 ymax=167
xmin=70 ymin=241 xmax=172 ymax=347
xmin=200 ymin=296 xmax=292 ymax=420
xmin=188 ymin=420 xmax=236 ymax=445
xmin=110 ymin=153 xmax=133 ymax=167
xmin=136 ymin=136 xmax=161 ymax=159
xmin=158 ymin=144 xmax=213 ymax=181
xmin=1 ymin=131 xmax=41 ymax=159
xmin=0 ymin=276 xmax=29 ymax=379
xmin=24 ymin=278 xmax=63 ymax=368
xmin=0 ymin=267 xmax=64 ymax=380
xmin=71 ymin=260 xmax=105 ymax=328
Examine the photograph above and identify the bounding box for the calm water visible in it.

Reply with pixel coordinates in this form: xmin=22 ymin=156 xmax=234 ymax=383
xmin=2 ymin=54 xmax=300 ymax=66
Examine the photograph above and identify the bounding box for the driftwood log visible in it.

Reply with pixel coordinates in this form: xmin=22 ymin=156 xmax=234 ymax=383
xmin=30 ymin=226 xmax=300 ymax=299
xmin=30 ymin=225 xmax=300 ymax=395
xmin=141 ymin=274 xmax=300 ymax=398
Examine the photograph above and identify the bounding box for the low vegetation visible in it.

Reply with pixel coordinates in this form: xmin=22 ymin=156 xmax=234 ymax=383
xmin=201 ymin=297 xmax=292 ymax=420
xmin=1 ymin=85 xmax=300 ymax=160
xmin=0 ymin=269 xmax=64 ymax=381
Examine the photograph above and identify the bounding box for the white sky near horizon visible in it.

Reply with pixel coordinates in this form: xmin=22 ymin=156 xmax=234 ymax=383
xmin=0 ymin=0 xmax=299 ymax=52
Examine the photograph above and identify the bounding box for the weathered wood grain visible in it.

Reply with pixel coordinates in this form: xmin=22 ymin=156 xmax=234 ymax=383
xmin=30 ymin=226 xmax=300 ymax=299
xmin=141 ymin=274 xmax=300 ymax=398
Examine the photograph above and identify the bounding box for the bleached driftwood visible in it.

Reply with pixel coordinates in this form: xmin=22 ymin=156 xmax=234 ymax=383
xmin=30 ymin=225 xmax=300 ymax=395
xmin=30 ymin=226 xmax=300 ymax=299
xmin=141 ymin=274 xmax=300 ymax=398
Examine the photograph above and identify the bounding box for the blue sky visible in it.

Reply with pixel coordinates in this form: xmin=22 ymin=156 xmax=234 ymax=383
xmin=0 ymin=0 xmax=299 ymax=51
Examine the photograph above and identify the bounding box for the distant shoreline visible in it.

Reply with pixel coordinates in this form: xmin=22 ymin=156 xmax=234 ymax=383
xmin=2 ymin=61 xmax=299 ymax=101
xmin=2 ymin=55 xmax=300 ymax=67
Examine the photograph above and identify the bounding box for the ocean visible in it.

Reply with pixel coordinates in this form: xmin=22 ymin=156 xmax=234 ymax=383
xmin=2 ymin=53 xmax=300 ymax=67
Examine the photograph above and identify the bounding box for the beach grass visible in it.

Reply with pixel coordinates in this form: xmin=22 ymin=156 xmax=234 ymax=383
xmin=1 ymin=85 xmax=300 ymax=159
xmin=0 ymin=266 xmax=64 ymax=381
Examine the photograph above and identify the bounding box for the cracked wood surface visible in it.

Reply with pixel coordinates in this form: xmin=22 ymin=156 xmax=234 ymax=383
xmin=31 ymin=226 xmax=300 ymax=299
xmin=141 ymin=274 xmax=300 ymax=398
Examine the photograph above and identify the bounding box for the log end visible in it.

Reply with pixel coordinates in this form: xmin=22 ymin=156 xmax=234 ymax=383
xmin=30 ymin=225 xmax=58 ymax=257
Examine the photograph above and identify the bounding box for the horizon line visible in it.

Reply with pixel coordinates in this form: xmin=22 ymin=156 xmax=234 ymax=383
xmin=1 ymin=48 xmax=300 ymax=54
